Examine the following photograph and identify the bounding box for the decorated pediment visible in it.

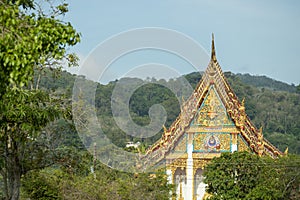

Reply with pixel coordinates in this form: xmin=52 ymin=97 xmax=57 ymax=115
xmin=188 ymin=86 xmax=236 ymax=153
xmin=194 ymin=133 xmax=231 ymax=152
xmin=192 ymin=86 xmax=234 ymax=127
xmin=143 ymin=35 xmax=282 ymax=169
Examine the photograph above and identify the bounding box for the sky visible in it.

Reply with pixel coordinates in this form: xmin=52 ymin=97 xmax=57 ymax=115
xmin=64 ymin=0 xmax=300 ymax=85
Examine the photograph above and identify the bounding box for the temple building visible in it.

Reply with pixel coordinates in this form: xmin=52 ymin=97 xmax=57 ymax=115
xmin=141 ymin=35 xmax=282 ymax=200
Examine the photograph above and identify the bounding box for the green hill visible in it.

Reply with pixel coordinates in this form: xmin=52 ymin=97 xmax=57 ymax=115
xmin=236 ymin=73 xmax=297 ymax=92
xmin=36 ymin=69 xmax=300 ymax=154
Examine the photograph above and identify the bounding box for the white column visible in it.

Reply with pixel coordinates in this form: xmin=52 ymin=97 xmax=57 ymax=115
xmin=185 ymin=133 xmax=194 ymax=200
xmin=231 ymin=133 xmax=238 ymax=152
xmin=166 ymin=168 xmax=173 ymax=200
xmin=166 ymin=168 xmax=173 ymax=184
xmin=231 ymin=144 xmax=238 ymax=152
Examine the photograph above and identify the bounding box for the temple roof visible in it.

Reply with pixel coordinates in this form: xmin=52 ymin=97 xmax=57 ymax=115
xmin=142 ymin=35 xmax=282 ymax=166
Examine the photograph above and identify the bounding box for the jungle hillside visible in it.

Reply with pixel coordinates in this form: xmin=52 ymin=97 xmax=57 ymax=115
xmin=37 ymin=69 xmax=300 ymax=154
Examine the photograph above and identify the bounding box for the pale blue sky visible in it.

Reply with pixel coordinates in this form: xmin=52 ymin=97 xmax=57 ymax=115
xmin=65 ymin=0 xmax=300 ymax=85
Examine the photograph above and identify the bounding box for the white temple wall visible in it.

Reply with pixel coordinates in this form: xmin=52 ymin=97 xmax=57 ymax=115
xmin=194 ymin=169 xmax=206 ymax=200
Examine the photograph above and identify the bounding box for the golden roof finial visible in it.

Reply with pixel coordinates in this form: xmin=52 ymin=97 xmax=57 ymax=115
xmin=258 ymin=127 xmax=263 ymax=138
xmin=257 ymin=126 xmax=264 ymax=144
xmin=163 ymin=124 xmax=167 ymax=133
xmin=211 ymin=33 xmax=217 ymax=62
xmin=239 ymin=97 xmax=245 ymax=112
xmin=284 ymin=147 xmax=288 ymax=156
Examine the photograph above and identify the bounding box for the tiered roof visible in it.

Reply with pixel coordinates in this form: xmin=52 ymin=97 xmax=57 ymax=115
xmin=142 ymin=35 xmax=282 ymax=167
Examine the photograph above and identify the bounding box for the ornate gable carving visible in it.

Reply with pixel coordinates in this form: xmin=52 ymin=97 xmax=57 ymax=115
xmin=194 ymin=86 xmax=233 ymax=127
xmin=142 ymin=35 xmax=282 ymax=167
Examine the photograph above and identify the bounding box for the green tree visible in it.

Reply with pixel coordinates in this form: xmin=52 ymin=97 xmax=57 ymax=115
xmin=0 ymin=0 xmax=80 ymax=199
xmin=0 ymin=89 xmax=62 ymax=199
xmin=21 ymin=149 xmax=92 ymax=200
xmin=0 ymin=0 xmax=80 ymax=97
xmin=21 ymin=169 xmax=62 ymax=200
xmin=276 ymin=155 xmax=300 ymax=200
xmin=203 ymin=152 xmax=269 ymax=199
xmin=22 ymin=160 xmax=173 ymax=200
xmin=203 ymin=152 xmax=300 ymax=200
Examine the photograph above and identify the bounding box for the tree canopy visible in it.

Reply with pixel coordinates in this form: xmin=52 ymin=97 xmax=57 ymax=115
xmin=1 ymin=1 xmax=299 ymax=199
xmin=0 ymin=0 xmax=80 ymax=199
xmin=33 ymin=68 xmax=300 ymax=154
xmin=203 ymin=152 xmax=300 ymax=200
xmin=0 ymin=0 xmax=80 ymax=97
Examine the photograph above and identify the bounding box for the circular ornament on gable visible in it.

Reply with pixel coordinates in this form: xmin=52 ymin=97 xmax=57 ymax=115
xmin=204 ymin=134 xmax=221 ymax=151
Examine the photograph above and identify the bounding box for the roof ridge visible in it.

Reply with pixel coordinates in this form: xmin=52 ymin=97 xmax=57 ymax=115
xmin=141 ymin=35 xmax=282 ymax=167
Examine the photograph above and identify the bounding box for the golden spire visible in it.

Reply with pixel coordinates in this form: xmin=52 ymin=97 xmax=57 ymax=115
xmin=163 ymin=125 xmax=167 ymax=133
xmin=239 ymin=97 xmax=245 ymax=112
xmin=284 ymin=147 xmax=288 ymax=156
xmin=181 ymin=96 xmax=185 ymax=104
xmin=211 ymin=33 xmax=217 ymax=62
xmin=258 ymin=127 xmax=263 ymax=141
xmin=241 ymin=97 xmax=245 ymax=107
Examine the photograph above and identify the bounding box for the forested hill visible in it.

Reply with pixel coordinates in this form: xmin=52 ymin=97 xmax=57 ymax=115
xmin=236 ymin=73 xmax=298 ymax=92
xmin=36 ymin=69 xmax=300 ymax=154
xmin=185 ymin=72 xmax=298 ymax=93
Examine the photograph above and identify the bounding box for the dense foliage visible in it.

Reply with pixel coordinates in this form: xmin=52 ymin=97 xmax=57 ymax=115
xmin=21 ymin=162 xmax=172 ymax=200
xmin=236 ymin=73 xmax=297 ymax=93
xmin=203 ymin=152 xmax=300 ymax=200
xmin=1 ymin=1 xmax=299 ymax=199
xmin=0 ymin=1 xmax=173 ymax=199
xmin=35 ymin=69 xmax=300 ymax=154
xmin=0 ymin=0 xmax=80 ymax=96
xmin=0 ymin=0 xmax=80 ymax=199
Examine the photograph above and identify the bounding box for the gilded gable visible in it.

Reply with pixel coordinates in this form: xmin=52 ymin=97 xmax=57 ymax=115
xmin=194 ymin=86 xmax=233 ymax=127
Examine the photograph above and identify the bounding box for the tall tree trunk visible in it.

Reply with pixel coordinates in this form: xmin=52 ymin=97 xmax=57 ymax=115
xmin=2 ymin=171 xmax=9 ymax=200
xmin=2 ymin=128 xmax=10 ymax=199
xmin=8 ymin=157 xmax=21 ymax=200
xmin=5 ymin=137 xmax=21 ymax=200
